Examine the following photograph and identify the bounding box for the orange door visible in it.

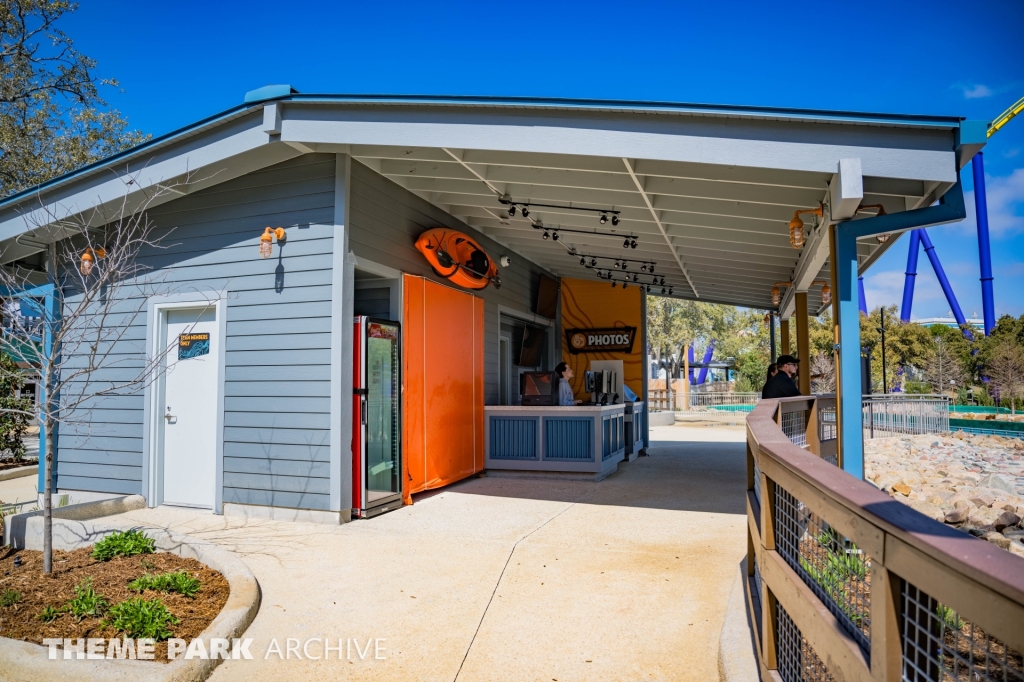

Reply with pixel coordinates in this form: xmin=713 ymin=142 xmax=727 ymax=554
xmin=402 ymin=275 xmax=485 ymax=502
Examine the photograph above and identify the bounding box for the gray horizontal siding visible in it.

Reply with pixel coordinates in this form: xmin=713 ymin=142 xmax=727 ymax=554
xmin=56 ymin=154 xmax=337 ymax=508
xmin=349 ymin=160 xmax=554 ymax=405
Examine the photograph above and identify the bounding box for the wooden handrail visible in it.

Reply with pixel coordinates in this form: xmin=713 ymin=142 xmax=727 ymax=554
xmin=746 ymin=395 xmax=1024 ymax=682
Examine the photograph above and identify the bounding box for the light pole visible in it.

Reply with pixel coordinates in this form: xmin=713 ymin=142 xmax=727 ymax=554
xmin=876 ymin=308 xmax=888 ymax=393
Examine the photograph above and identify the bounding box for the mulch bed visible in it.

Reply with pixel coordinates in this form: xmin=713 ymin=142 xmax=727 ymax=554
xmin=0 ymin=458 xmax=37 ymax=473
xmin=0 ymin=545 xmax=229 ymax=661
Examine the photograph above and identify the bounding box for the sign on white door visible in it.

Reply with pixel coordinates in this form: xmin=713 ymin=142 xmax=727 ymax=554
xmin=161 ymin=307 xmax=218 ymax=508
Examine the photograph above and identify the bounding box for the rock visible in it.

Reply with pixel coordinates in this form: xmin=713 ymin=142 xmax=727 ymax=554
xmin=944 ymin=507 xmax=970 ymax=524
xmin=969 ymin=507 xmax=1002 ymax=527
xmin=954 ymin=499 xmax=971 ymax=510
xmin=994 ymin=511 xmax=1021 ymax=532
xmin=1009 ymin=542 xmax=1024 ymax=559
xmin=982 ymin=531 xmax=1012 ymax=550
xmin=909 ymin=500 xmax=944 ymax=522
xmin=1003 ymin=504 xmax=1018 ymax=512
xmin=893 ymin=483 xmax=912 ymax=496
xmin=1002 ymin=528 xmax=1024 ymax=542
xmin=971 ymin=493 xmax=996 ymax=508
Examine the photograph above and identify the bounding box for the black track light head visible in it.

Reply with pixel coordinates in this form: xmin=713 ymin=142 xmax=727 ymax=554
xmin=623 ymin=238 xmax=630 ymax=248
xmin=669 ymin=288 xmax=674 ymax=295
xmin=611 ymin=281 xmax=617 ymax=288
xmin=542 ymin=230 xmax=550 ymax=240
xmin=580 ymin=257 xmax=586 ymax=266
xmin=645 ymin=285 xmax=651 ymax=292
xmin=633 ymin=274 xmax=638 ymax=282
xmin=521 ymin=206 xmax=530 ymax=218
xmin=623 ymin=281 xmax=628 ymax=289
xmin=611 ymin=215 xmax=619 ymax=226
xmin=552 ymin=231 xmax=559 ymax=241
xmin=630 ymin=239 xmax=638 ymax=249
xmin=590 ymin=258 xmax=597 ymax=267
xmin=649 ymin=264 xmax=655 ymax=273
xmin=508 ymin=206 xmax=516 ymax=217
xmin=600 ymin=214 xmax=608 ymax=224
xmin=661 ymin=287 xmax=666 ymax=295
xmin=641 ymin=264 xmax=647 ymax=272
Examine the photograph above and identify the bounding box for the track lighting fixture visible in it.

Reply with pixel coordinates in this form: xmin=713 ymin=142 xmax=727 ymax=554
xmin=630 ymin=239 xmax=638 ymax=249
xmin=660 ymin=277 xmax=666 ymax=286
xmin=552 ymin=231 xmax=560 ymax=241
xmin=622 ymin=262 xmax=628 ymax=270
xmin=661 ymin=287 xmax=666 ymax=295
xmin=645 ymin=285 xmax=651 ymax=293
xmin=600 ymin=214 xmax=608 ymax=225
xmin=613 ymin=260 xmax=620 ymax=268
xmin=542 ymin=230 xmax=550 ymax=240
xmin=521 ymin=206 xmax=530 ymax=218
xmin=612 ymin=281 xmax=617 ymax=288
xmin=590 ymin=258 xmax=597 ymax=267
xmin=668 ymin=287 xmax=673 ymax=295
xmin=649 ymin=264 xmax=654 ymax=273
xmin=623 ymin=281 xmax=629 ymax=289
xmin=508 ymin=205 xmax=516 ymax=217
xmin=641 ymin=264 xmax=647 ymax=272
xmin=633 ymin=274 xmax=638 ymax=282
xmin=623 ymin=238 xmax=630 ymax=248
xmin=611 ymin=215 xmax=619 ymax=226
xmin=580 ymin=257 xmax=586 ymax=266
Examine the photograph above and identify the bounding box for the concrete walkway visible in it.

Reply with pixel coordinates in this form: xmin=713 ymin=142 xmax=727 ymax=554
xmin=112 ymin=425 xmax=750 ymax=681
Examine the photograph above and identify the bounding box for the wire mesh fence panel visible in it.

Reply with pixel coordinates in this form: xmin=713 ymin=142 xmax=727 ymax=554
xmin=753 ymin=459 xmax=762 ymax=507
xmin=781 ymin=409 xmax=808 ymax=447
xmin=863 ymin=395 xmax=950 ymax=438
xmin=819 ymin=405 xmax=837 ymax=442
xmin=777 ymin=603 xmax=835 ymax=682
xmin=774 ymin=485 xmax=871 ymax=655
xmin=901 ymin=581 xmax=1024 ymax=682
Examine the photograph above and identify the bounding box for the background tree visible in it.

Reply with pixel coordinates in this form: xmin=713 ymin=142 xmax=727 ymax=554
xmin=0 ymin=350 xmax=31 ymax=459
xmin=859 ymin=305 xmax=932 ymax=392
xmin=922 ymin=330 xmax=968 ymax=394
xmin=0 ymin=0 xmax=148 ymax=197
xmin=986 ymin=337 xmax=1024 ymax=413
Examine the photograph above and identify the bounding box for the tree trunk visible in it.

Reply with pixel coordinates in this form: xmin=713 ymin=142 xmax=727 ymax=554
xmin=43 ymin=415 xmax=53 ymax=574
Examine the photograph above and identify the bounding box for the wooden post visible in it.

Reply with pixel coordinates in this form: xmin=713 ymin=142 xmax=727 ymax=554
xmin=780 ymin=319 xmax=790 ymax=356
xmin=795 ymin=291 xmax=810 ymax=395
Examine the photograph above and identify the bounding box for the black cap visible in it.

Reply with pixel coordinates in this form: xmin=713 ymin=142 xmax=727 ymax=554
xmin=776 ymin=354 xmax=799 ymax=366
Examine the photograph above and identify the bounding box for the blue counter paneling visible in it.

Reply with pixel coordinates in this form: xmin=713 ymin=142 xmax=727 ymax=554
xmin=543 ymin=416 xmax=594 ymax=461
xmin=489 ymin=416 xmax=539 ymax=459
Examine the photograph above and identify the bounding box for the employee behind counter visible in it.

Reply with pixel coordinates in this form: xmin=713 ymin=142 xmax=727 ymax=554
xmin=555 ymin=362 xmax=583 ymax=406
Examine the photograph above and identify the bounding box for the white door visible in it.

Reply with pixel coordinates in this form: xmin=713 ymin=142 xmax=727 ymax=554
xmin=160 ymin=307 xmax=219 ymax=508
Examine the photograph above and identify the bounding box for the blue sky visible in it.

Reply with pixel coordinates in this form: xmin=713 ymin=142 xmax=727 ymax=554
xmin=66 ymin=0 xmax=1024 ymax=319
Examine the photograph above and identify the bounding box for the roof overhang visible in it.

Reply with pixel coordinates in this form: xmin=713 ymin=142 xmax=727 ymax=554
xmin=0 ymin=94 xmax=983 ymax=311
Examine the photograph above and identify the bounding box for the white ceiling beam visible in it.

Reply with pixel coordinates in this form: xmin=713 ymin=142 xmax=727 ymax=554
xmin=830 ymin=158 xmax=863 ymax=221
xmin=623 ymin=158 xmax=698 ymax=298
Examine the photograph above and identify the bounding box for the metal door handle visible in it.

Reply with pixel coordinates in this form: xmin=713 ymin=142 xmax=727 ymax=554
xmin=360 ymin=397 xmax=367 ymax=425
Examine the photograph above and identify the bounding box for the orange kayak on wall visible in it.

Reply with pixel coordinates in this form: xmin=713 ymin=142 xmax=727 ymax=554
xmin=414 ymin=228 xmax=501 ymax=290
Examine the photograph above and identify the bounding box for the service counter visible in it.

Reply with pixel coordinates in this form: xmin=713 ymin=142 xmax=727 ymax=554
xmin=485 ymin=403 xmax=642 ymax=480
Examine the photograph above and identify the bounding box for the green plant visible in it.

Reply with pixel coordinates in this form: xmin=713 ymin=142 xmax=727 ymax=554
xmin=129 ymin=570 xmax=201 ymax=598
xmin=1 ymin=588 xmax=21 ymax=606
xmin=38 ymin=605 xmax=63 ymax=622
xmin=937 ymin=605 xmax=963 ymax=632
xmin=91 ymin=530 xmax=155 ymax=561
xmin=66 ymin=578 xmax=108 ymax=621
xmin=103 ymin=598 xmax=178 ymax=640
xmin=797 ymin=527 xmax=868 ymax=626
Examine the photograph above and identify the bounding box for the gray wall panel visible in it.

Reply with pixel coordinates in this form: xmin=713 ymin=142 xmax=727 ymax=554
xmin=56 ymin=154 xmax=336 ymax=509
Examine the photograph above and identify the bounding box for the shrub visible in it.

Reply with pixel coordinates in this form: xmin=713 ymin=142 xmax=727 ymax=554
xmin=129 ymin=570 xmax=201 ymax=598
xmin=92 ymin=530 xmax=155 ymax=561
xmin=1 ymin=589 xmax=21 ymax=607
xmin=104 ymin=597 xmax=178 ymax=640
xmin=66 ymin=578 xmax=108 ymax=621
xmin=38 ymin=605 xmax=62 ymax=622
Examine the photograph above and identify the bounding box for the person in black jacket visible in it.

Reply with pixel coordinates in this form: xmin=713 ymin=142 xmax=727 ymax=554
xmin=762 ymin=355 xmax=801 ymax=398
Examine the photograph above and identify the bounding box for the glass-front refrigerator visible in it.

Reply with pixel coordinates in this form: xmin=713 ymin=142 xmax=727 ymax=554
xmin=352 ymin=317 xmax=402 ymax=518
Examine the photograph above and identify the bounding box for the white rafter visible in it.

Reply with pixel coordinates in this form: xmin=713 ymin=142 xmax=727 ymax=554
xmin=622 ymin=158 xmax=698 ymax=298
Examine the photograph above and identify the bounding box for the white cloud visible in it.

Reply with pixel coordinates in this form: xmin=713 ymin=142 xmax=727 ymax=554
xmin=961 ymin=83 xmax=993 ymax=99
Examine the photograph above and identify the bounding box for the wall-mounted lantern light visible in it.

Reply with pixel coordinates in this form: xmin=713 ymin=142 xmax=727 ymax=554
xmin=787 ymin=203 xmax=823 ymax=249
xmin=855 ymin=204 xmax=889 ymax=243
xmin=260 ymin=227 xmax=287 ymax=258
xmin=771 ymin=281 xmax=792 ymax=307
xmin=79 ymin=247 xmax=106 ymax=275
xmin=812 ymin=280 xmax=832 ymax=305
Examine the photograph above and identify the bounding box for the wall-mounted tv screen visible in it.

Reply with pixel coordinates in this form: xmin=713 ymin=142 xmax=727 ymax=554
xmin=536 ymin=275 xmax=558 ymax=319
xmin=518 ymin=325 xmax=545 ymax=367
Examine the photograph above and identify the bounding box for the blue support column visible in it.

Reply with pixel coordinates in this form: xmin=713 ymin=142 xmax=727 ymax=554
xmin=857 ymin=277 xmax=868 ymax=314
xmin=836 ymin=226 xmax=864 ymax=479
xmin=835 ymin=179 xmax=966 ymax=480
xmin=37 ymin=259 xmax=60 ymax=495
xmin=971 ymin=153 xmax=996 ymax=335
xmin=696 ymin=340 xmax=715 ymax=384
xmin=919 ymin=230 xmax=973 ymax=341
xmin=900 ymin=229 xmax=921 ymax=322
xmin=687 ymin=345 xmax=695 ymax=385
